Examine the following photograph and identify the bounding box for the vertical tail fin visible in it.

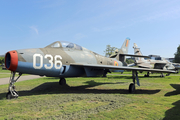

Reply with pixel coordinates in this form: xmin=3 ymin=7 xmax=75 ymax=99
xmin=115 ymin=37 xmax=130 ymax=62
xmin=133 ymin=43 xmax=144 ymax=61
xmin=120 ymin=37 xmax=130 ymax=54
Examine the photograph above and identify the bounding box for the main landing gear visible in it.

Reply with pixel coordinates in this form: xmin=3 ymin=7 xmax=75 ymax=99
xmin=59 ymin=78 xmax=66 ymax=85
xmin=6 ymin=72 xmax=22 ymax=99
xmin=144 ymin=72 xmax=149 ymax=77
xmin=160 ymin=73 xmax=165 ymax=77
xmin=102 ymin=69 xmax=111 ymax=77
xmin=129 ymin=83 xmax=135 ymax=93
xmin=166 ymin=73 xmax=170 ymax=76
xmin=129 ymin=71 xmax=140 ymax=93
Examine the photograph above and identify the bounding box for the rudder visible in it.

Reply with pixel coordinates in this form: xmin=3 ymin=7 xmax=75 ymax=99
xmin=133 ymin=43 xmax=144 ymax=61
xmin=115 ymin=37 xmax=130 ymax=62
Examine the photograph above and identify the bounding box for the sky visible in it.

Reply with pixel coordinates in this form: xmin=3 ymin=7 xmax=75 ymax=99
xmin=0 ymin=0 xmax=180 ymax=58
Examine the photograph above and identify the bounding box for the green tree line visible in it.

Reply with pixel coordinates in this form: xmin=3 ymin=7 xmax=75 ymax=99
xmin=104 ymin=45 xmax=118 ymax=57
xmin=104 ymin=45 xmax=134 ymax=64
xmin=174 ymin=45 xmax=180 ymax=63
xmin=0 ymin=57 xmax=5 ymax=65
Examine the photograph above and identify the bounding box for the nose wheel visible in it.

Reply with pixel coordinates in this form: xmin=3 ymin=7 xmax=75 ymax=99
xmin=6 ymin=72 xmax=22 ymax=99
xmin=6 ymin=90 xmax=19 ymax=99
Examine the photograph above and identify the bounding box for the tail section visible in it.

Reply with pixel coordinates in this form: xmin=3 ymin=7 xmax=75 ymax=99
xmin=120 ymin=37 xmax=130 ymax=54
xmin=133 ymin=43 xmax=144 ymax=61
xmin=109 ymin=49 xmax=119 ymax=58
xmin=115 ymin=37 xmax=130 ymax=62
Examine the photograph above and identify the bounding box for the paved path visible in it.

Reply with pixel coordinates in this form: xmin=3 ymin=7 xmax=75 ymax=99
xmin=0 ymin=75 xmax=42 ymax=85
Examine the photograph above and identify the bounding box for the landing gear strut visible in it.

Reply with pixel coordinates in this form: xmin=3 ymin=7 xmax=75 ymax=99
xmin=160 ymin=73 xmax=165 ymax=77
xmin=102 ymin=69 xmax=111 ymax=77
xmin=6 ymin=72 xmax=22 ymax=99
xmin=102 ymin=70 xmax=107 ymax=77
xmin=59 ymin=78 xmax=66 ymax=85
xmin=144 ymin=72 xmax=149 ymax=77
xmin=166 ymin=73 xmax=170 ymax=76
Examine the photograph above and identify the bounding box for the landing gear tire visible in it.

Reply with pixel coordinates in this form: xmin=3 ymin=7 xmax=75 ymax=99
xmin=129 ymin=83 xmax=135 ymax=93
xmin=6 ymin=91 xmax=19 ymax=99
xmin=166 ymin=73 xmax=170 ymax=76
xmin=144 ymin=74 xmax=149 ymax=77
xmin=160 ymin=74 xmax=165 ymax=77
xmin=59 ymin=78 xmax=66 ymax=85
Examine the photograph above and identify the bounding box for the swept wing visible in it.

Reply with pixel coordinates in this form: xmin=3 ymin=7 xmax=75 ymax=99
xmin=70 ymin=63 xmax=175 ymax=73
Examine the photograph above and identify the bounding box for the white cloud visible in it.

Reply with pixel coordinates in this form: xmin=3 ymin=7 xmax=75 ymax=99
xmin=30 ymin=26 xmax=39 ymax=35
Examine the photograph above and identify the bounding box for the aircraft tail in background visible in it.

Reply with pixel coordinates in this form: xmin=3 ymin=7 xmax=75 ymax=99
xmin=133 ymin=43 xmax=145 ymax=61
xmin=115 ymin=37 xmax=130 ymax=62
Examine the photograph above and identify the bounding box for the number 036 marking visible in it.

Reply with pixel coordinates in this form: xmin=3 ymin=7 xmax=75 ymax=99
xmin=33 ymin=54 xmax=62 ymax=69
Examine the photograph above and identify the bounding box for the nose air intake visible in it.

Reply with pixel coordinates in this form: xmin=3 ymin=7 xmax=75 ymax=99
xmin=5 ymin=50 xmax=18 ymax=71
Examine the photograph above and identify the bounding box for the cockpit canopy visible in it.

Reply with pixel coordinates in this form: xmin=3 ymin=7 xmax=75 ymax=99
xmin=45 ymin=41 xmax=83 ymax=50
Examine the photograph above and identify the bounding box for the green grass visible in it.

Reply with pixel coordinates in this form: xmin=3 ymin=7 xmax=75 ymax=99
xmin=0 ymin=66 xmax=10 ymax=73
xmin=0 ymin=66 xmax=11 ymax=78
xmin=0 ymin=66 xmax=30 ymax=78
xmin=0 ymin=73 xmax=29 ymax=78
xmin=0 ymin=74 xmax=11 ymax=78
xmin=0 ymin=72 xmax=180 ymax=119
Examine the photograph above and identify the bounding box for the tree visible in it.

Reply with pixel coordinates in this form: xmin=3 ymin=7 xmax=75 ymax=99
xmin=0 ymin=57 xmax=5 ymax=65
xmin=104 ymin=45 xmax=118 ymax=57
xmin=126 ymin=58 xmax=135 ymax=64
xmin=174 ymin=45 xmax=180 ymax=63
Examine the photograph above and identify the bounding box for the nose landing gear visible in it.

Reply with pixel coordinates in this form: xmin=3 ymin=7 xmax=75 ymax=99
xmin=6 ymin=72 xmax=22 ymax=99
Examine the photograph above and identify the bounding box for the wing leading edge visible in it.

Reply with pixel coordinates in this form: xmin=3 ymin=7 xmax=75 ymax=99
xmin=70 ymin=63 xmax=175 ymax=73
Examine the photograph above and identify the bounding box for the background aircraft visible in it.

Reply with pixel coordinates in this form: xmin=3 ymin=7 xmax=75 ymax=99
xmin=172 ymin=63 xmax=180 ymax=73
xmin=132 ymin=43 xmax=177 ymax=77
xmin=5 ymin=38 xmax=175 ymax=99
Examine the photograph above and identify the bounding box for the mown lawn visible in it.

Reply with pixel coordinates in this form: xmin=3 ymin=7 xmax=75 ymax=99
xmin=0 ymin=66 xmax=29 ymax=78
xmin=0 ymin=66 xmax=10 ymax=73
xmin=0 ymin=72 xmax=179 ymax=119
xmin=0 ymin=66 xmax=11 ymax=78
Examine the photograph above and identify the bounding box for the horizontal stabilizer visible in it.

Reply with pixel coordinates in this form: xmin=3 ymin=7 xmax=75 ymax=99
xmin=119 ymin=54 xmax=150 ymax=58
xmin=127 ymin=63 xmax=136 ymax=67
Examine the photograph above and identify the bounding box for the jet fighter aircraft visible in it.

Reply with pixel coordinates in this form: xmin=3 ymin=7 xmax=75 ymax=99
xmin=172 ymin=63 xmax=180 ymax=73
xmin=5 ymin=38 xmax=175 ymax=99
xmin=132 ymin=43 xmax=176 ymax=77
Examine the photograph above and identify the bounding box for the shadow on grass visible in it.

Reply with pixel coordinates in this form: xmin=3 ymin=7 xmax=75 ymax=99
xmin=0 ymin=80 xmax=160 ymax=99
xmin=164 ymin=84 xmax=180 ymax=120
xmin=164 ymin=84 xmax=180 ymax=96
xmin=163 ymin=100 xmax=180 ymax=120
